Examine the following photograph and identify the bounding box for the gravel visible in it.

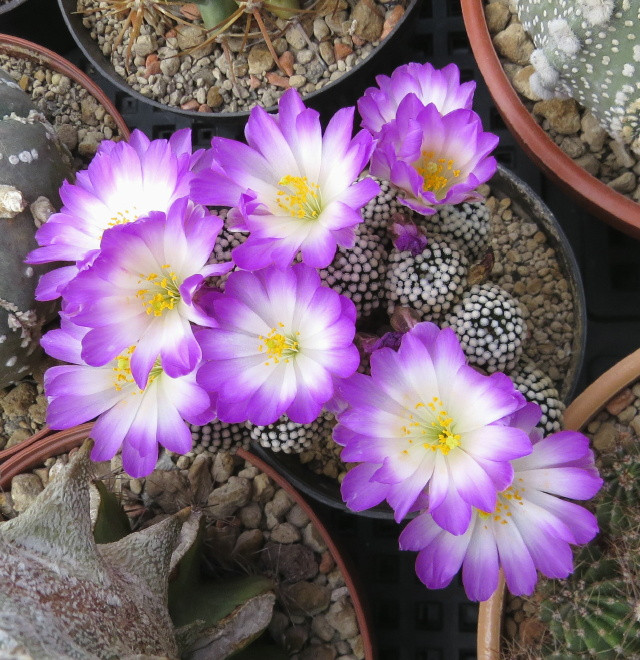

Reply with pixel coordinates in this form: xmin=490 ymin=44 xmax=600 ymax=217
xmin=2 ymin=448 xmax=366 ymax=659
xmin=75 ymin=0 xmax=406 ymax=114
xmin=486 ymin=0 xmax=640 ymax=205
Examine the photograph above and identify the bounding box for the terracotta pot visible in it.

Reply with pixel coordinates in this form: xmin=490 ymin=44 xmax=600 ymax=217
xmin=460 ymin=0 xmax=640 ymax=239
xmin=476 ymin=347 xmax=640 ymax=660
xmin=0 ymin=424 xmax=376 ymax=660
xmin=57 ymin=0 xmax=420 ymax=128
xmin=0 ymin=34 xmax=129 ymax=140
xmin=253 ymin=163 xmax=587 ymax=517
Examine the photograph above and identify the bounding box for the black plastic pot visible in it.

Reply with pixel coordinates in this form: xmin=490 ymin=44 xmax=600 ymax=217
xmin=0 ymin=0 xmax=28 ymax=15
xmin=57 ymin=0 xmax=421 ymax=136
xmin=252 ymin=164 xmax=587 ymax=517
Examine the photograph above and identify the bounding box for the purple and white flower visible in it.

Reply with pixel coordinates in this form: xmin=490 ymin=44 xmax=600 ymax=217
xmin=358 ymin=62 xmax=476 ymax=136
xmin=41 ymin=318 xmax=215 ymax=478
xmin=197 ymin=264 xmax=359 ymax=426
xmin=191 ymin=89 xmax=380 ymax=270
xmin=26 ymin=129 xmax=199 ymax=300
xmin=370 ymin=96 xmax=498 ymax=215
xmin=62 ymin=198 xmax=231 ymax=388
xmin=399 ymin=411 xmax=603 ymax=601
xmin=334 ymin=322 xmax=532 ymax=533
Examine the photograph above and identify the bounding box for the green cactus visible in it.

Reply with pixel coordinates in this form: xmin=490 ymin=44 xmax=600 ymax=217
xmin=0 ymin=441 xmax=276 ymax=659
xmin=539 ymin=545 xmax=640 ymax=658
xmin=596 ymin=446 xmax=640 ymax=536
xmin=515 ymin=0 xmax=640 ymax=154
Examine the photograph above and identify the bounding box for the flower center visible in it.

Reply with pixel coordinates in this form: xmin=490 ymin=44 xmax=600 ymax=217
xmin=136 ymin=265 xmax=181 ymax=317
xmin=258 ymin=323 xmax=300 ymax=366
xmin=276 ymin=175 xmax=322 ymax=220
xmin=416 ymin=151 xmax=461 ymax=197
xmin=108 ymin=205 xmax=142 ymax=228
xmin=113 ymin=346 xmax=163 ymax=391
xmin=477 ymin=481 xmax=526 ymax=526
xmin=401 ymin=396 xmax=462 ymax=455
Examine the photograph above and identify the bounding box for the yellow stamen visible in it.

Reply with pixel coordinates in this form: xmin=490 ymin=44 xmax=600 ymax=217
xmin=415 ymin=150 xmax=461 ymax=197
xmin=136 ymin=268 xmax=181 ymax=317
xmin=112 ymin=346 xmax=163 ymax=392
xmin=258 ymin=325 xmax=300 ymax=366
xmin=403 ymin=395 xmax=462 ymax=456
xmin=276 ymin=175 xmax=322 ymax=220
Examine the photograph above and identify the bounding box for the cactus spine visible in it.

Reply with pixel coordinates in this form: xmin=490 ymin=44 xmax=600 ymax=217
xmin=515 ymin=0 xmax=640 ymax=155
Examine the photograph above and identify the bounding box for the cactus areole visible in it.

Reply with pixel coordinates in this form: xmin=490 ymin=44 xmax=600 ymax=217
xmin=516 ymin=0 xmax=640 ymax=154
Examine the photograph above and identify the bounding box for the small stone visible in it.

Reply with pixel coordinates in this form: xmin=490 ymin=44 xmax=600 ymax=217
xmin=313 ymin=17 xmax=331 ymax=40
xmin=580 ymin=112 xmax=608 ymax=152
xmin=284 ymin=625 xmax=308 ymax=654
xmin=304 ymin=521 xmax=327 ymax=552
xmin=280 ymin=50 xmax=295 ymax=77
xmin=206 ymin=86 xmax=223 ymax=109
xmin=289 ymin=74 xmax=306 ymax=88
xmin=630 ymin=415 xmax=640 ymax=437
xmin=262 ymin=542 xmax=318 ymax=582
xmin=212 ymin=452 xmax=235 ymax=483
xmin=574 ymin=153 xmax=600 ymax=176
xmin=319 ymin=41 xmax=336 ymax=65
xmin=239 ymin=502 xmax=263 ymax=528
xmin=593 ymin=421 xmax=618 ymax=453
xmin=160 ymin=56 xmax=180 ymax=77
xmin=133 ymin=34 xmax=157 ymax=58
xmin=232 ymin=529 xmax=264 ymax=558
xmin=532 ymin=99 xmax=581 ymax=135
xmin=606 ymin=388 xmax=634 ymax=416
xmin=271 ymin=522 xmax=302 ymax=544
xmin=300 ymin=644 xmax=337 ymax=660
xmin=80 ymin=96 xmax=99 ymax=126
xmin=143 ymin=469 xmax=189 ymax=513
xmin=610 ymin=140 xmax=635 ymax=169
xmin=180 ymin=2 xmax=200 ymax=19
xmin=77 ymin=135 xmax=100 ymax=158
xmin=176 ymin=25 xmax=210 ymax=56
xmin=485 ymin=1 xmax=510 ymax=33
xmin=252 ymin=472 xmax=276 ymax=502
xmin=286 ymin=504 xmax=310 ymax=528
xmin=519 ymin=617 xmax=546 ymax=646
xmin=319 ymin=551 xmax=335 ymax=574
xmin=608 ymin=171 xmax=636 ymax=193
xmin=266 ymin=72 xmax=290 ymax=89
xmin=381 ymin=5 xmax=403 ymax=39
xmin=334 ymin=43 xmax=353 ymax=60
xmin=492 ymin=23 xmax=533 ymax=65
xmin=55 ymin=124 xmax=78 ymax=151
xmin=351 ymin=0 xmax=384 ymax=42
xmin=285 ymin=24 xmax=308 ymax=50
xmin=180 ymin=99 xmax=199 ymax=111
xmin=10 ymin=473 xmax=43 ymax=513
xmin=0 ymin=185 xmax=26 ymax=219
xmin=281 ymin=582 xmax=331 ymax=616
xmin=207 ymin=477 xmax=252 ymax=518
xmin=248 ymin=44 xmax=276 ymax=75
xmin=269 ymin=489 xmax=293 ymax=518
xmin=311 ymin=614 xmax=336 ymax=642
xmin=187 ymin=454 xmax=213 ymax=504
xmin=7 ymin=428 xmax=31 ymax=449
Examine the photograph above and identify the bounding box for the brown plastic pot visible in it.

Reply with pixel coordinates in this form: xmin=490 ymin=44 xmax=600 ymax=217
xmin=476 ymin=347 xmax=640 ymax=660
xmin=0 ymin=34 xmax=129 ymax=140
xmin=461 ymin=0 xmax=640 ymax=239
xmin=0 ymin=424 xmax=376 ymax=660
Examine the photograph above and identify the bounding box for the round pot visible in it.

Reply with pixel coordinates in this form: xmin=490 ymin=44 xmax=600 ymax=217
xmin=57 ymin=0 xmax=420 ymax=129
xmin=252 ymin=163 xmax=587 ymax=517
xmin=476 ymin=346 xmax=640 ymax=660
xmin=0 ymin=424 xmax=375 ymax=660
xmin=0 ymin=33 xmax=129 ymax=140
xmin=460 ymin=0 xmax=640 ymax=239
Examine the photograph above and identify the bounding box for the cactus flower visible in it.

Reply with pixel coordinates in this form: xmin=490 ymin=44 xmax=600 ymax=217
xmin=358 ymin=62 xmax=476 ymax=136
xmin=197 ymin=264 xmax=359 ymax=426
xmin=399 ymin=413 xmax=603 ymax=601
xmin=370 ymin=96 xmax=498 ymax=215
xmin=333 ymin=322 xmax=532 ymax=532
xmin=191 ymin=89 xmax=380 ymax=270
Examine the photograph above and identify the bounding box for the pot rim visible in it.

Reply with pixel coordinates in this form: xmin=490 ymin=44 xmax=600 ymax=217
xmin=0 ymin=424 xmax=376 ymax=660
xmin=460 ymin=0 xmax=640 ymax=239
xmin=0 ymin=33 xmax=130 ymax=140
xmin=476 ymin=346 xmax=640 ymax=660
xmin=56 ymin=0 xmax=419 ymax=121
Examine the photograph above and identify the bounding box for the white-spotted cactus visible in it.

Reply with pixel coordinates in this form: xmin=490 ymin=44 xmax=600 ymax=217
xmin=516 ymin=0 xmax=640 ymax=154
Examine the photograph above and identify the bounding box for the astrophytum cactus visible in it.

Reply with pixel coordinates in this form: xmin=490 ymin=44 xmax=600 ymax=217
xmin=516 ymin=0 xmax=640 ymax=154
xmin=0 ymin=70 xmax=73 ymax=387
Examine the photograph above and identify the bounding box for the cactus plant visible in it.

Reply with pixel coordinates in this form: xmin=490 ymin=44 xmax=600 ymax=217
xmin=515 ymin=0 xmax=640 ymax=154
xmin=0 ymin=70 xmax=73 ymax=388
xmin=0 ymin=441 xmax=276 ymax=659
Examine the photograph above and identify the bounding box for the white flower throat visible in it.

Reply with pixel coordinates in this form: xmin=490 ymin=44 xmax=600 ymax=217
xmin=276 ymin=175 xmax=322 ymax=220
xmin=401 ymin=396 xmax=462 ymax=455
xmin=258 ymin=323 xmax=300 ymax=366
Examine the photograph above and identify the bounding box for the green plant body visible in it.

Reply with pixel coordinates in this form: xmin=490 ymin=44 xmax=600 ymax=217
xmin=516 ymin=0 xmax=640 ymax=154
